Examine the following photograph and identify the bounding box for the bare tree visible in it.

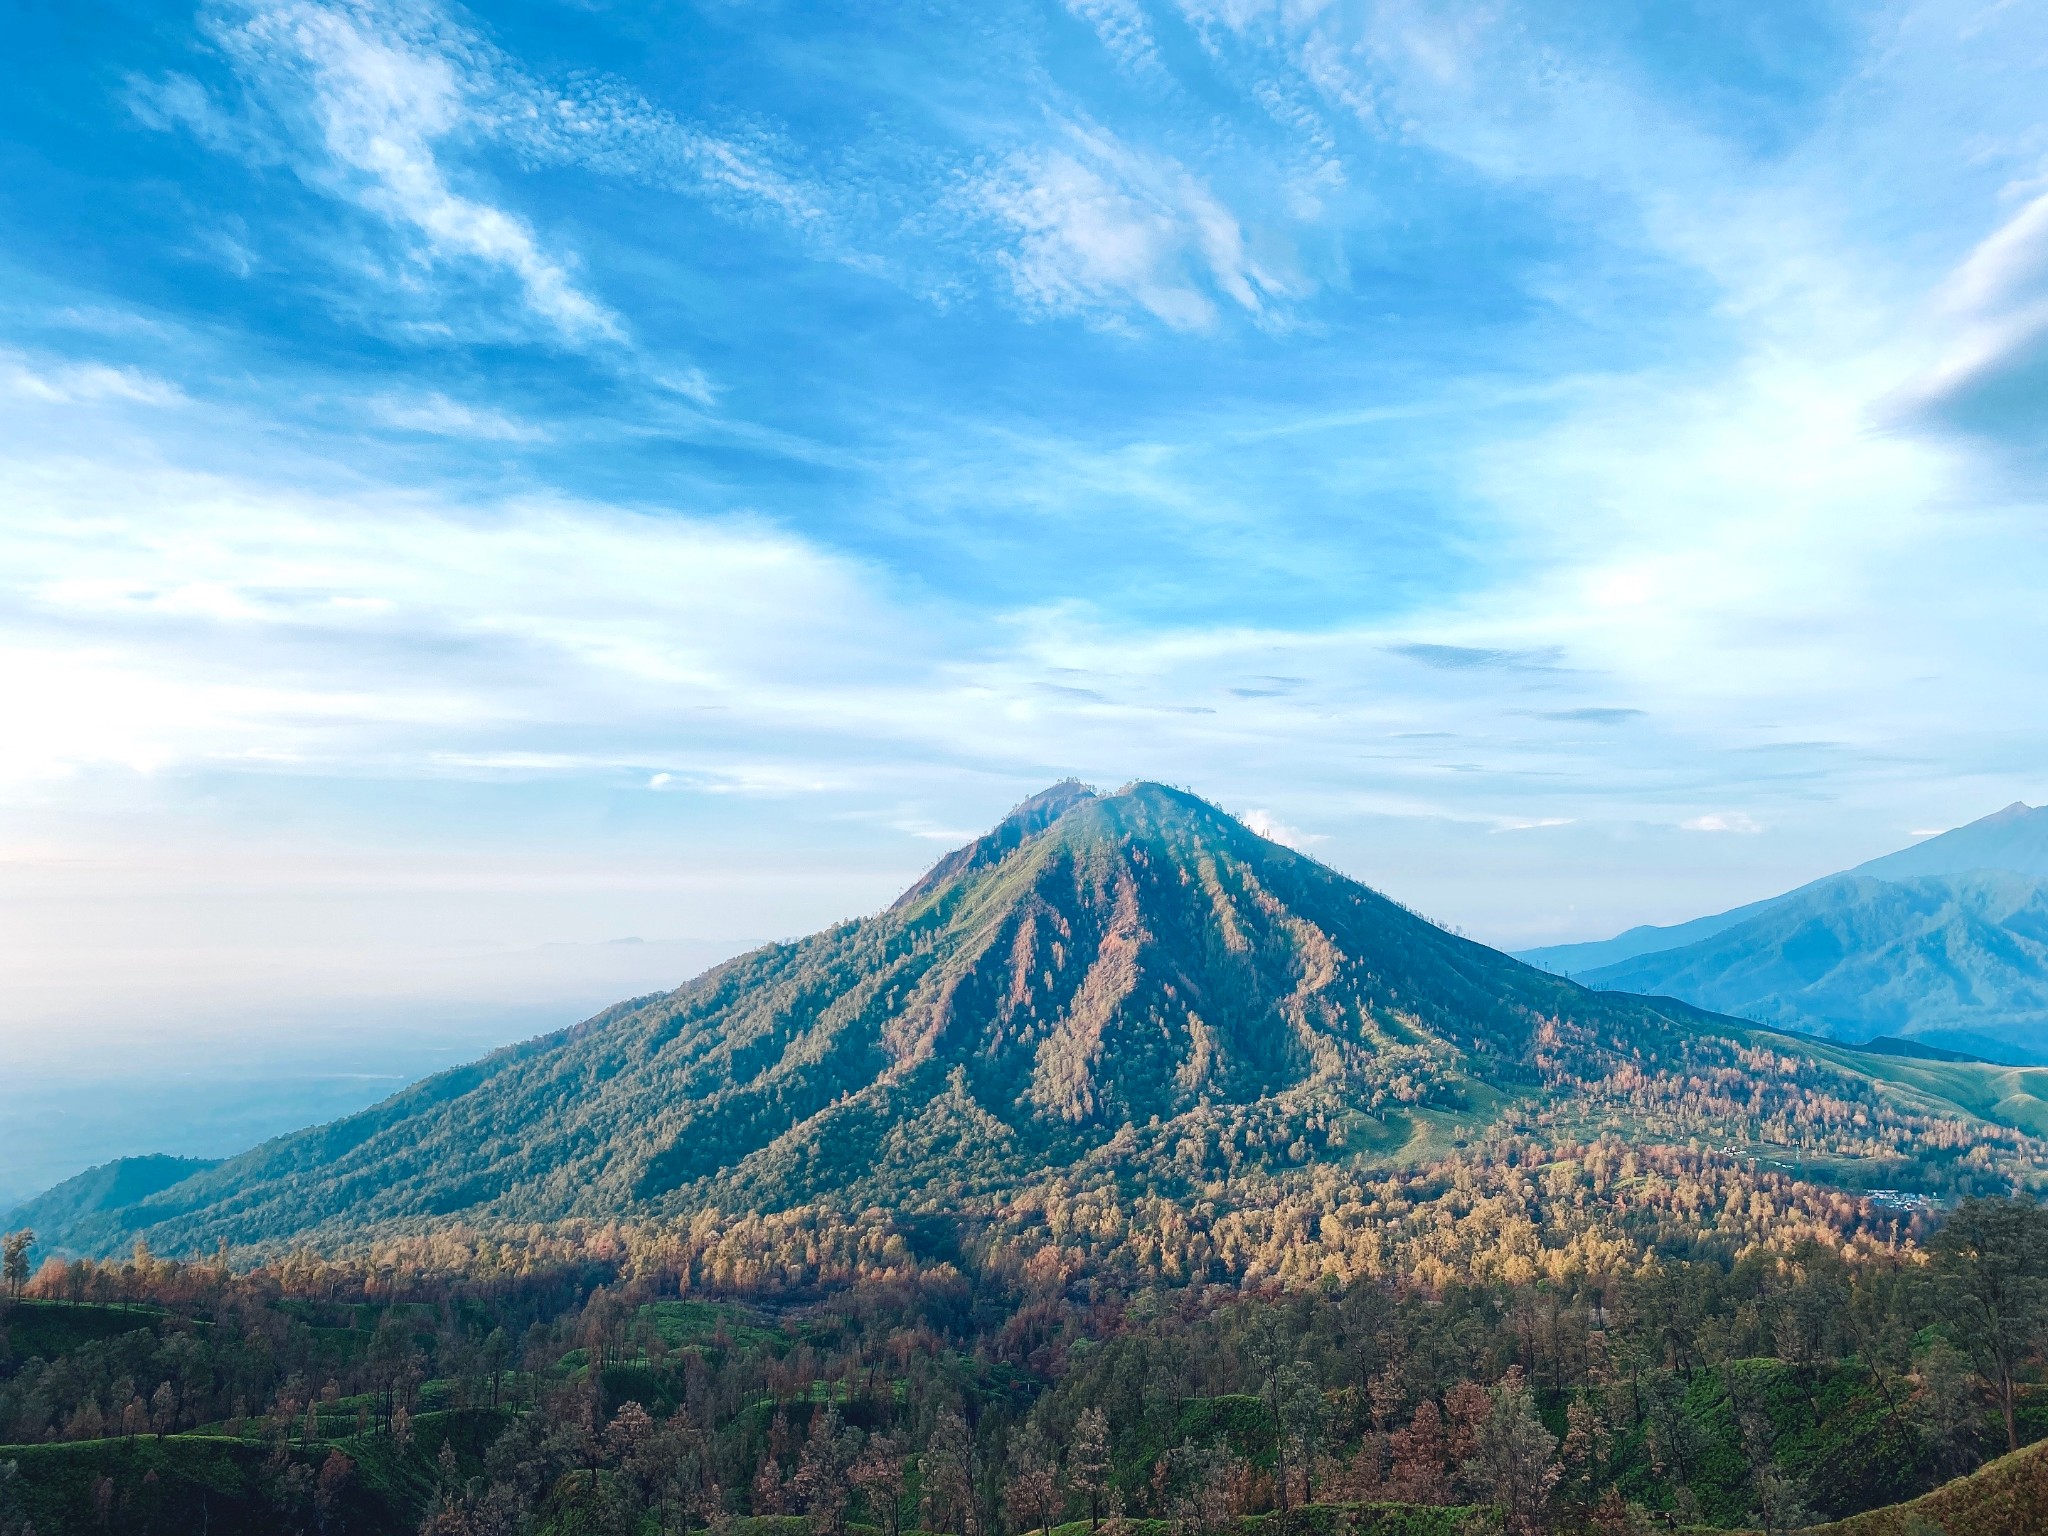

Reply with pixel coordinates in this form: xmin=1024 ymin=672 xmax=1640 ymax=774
xmin=1005 ymin=1424 xmax=1061 ymax=1536
xmin=850 ymin=1434 xmax=909 ymax=1536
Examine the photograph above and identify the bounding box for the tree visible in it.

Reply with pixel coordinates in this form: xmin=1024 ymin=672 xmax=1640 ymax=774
xmin=1558 ymin=1394 xmax=1609 ymax=1510
xmin=921 ymin=1411 xmax=977 ymax=1536
xmin=315 ymin=1450 xmax=354 ymax=1536
xmin=149 ymin=1381 xmax=177 ymax=1440
xmin=1911 ymin=1338 xmax=1980 ymax=1478
xmin=1461 ymin=1370 xmax=1558 ymax=1536
xmin=1929 ymin=1197 xmax=2048 ymax=1452
xmin=481 ymin=1328 xmax=512 ymax=1408
xmin=1005 ymin=1424 xmax=1061 ymax=1536
xmin=850 ymin=1434 xmax=909 ymax=1536
xmin=792 ymin=1405 xmax=854 ymax=1535
xmin=1152 ymin=1442 xmax=1232 ymax=1536
xmin=1069 ymin=1408 xmax=1111 ymax=1532
xmin=0 ymin=1232 xmax=30 ymax=1303
xmin=1387 ymin=1400 xmax=1449 ymax=1504
xmin=1724 ymin=1364 xmax=1811 ymax=1536
xmin=1275 ymin=1365 xmax=1325 ymax=1508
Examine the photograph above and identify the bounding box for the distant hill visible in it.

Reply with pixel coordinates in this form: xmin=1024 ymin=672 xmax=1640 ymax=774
xmin=1516 ymin=801 xmax=2048 ymax=1058
xmin=1514 ymin=894 xmax=1785 ymax=976
xmin=1518 ymin=800 xmax=2048 ymax=977
xmin=1854 ymin=799 xmax=2048 ymax=881
xmin=25 ymin=782 xmax=2048 ymax=1257
xmin=1575 ymin=872 xmax=2048 ymax=1055
xmin=6 ymin=1153 xmax=220 ymax=1233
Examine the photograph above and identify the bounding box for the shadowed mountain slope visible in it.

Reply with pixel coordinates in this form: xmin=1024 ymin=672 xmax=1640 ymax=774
xmin=4 ymin=1154 xmax=220 ymax=1233
xmin=36 ymin=783 xmax=2048 ymax=1256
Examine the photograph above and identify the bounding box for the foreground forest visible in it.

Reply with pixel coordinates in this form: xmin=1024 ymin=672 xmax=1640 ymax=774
xmin=6 ymin=1176 xmax=2048 ymax=1536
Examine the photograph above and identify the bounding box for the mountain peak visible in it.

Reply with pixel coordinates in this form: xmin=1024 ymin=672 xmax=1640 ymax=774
xmin=893 ymin=780 xmax=1099 ymax=909
xmin=1851 ymin=798 xmax=2048 ymax=883
xmin=1005 ymin=777 xmax=1100 ymax=828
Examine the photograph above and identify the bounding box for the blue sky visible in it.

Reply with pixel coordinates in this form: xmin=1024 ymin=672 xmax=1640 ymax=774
xmin=8 ymin=0 xmax=2048 ymax=1195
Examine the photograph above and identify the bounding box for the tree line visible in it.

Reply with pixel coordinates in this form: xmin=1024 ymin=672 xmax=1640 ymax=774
xmin=2 ymin=1193 xmax=2047 ymax=1534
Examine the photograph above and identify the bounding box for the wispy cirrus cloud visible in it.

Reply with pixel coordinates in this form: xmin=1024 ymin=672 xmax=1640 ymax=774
xmin=130 ymin=0 xmax=832 ymax=349
xmin=213 ymin=0 xmax=624 ymax=343
xmin=1899 ymin=188 xmax=2048 ymax=439
xmin=1389 ymin=643 xmax=1563 ymax=672
xmin=980 ymin=121 xmax=1290 ymax=331
xmin=362 ymin=389 xmax=541 ymax=440
xmin=3 ymin=356 xmax=186 ymax=407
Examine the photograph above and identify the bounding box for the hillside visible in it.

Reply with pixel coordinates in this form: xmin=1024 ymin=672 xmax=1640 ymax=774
xmin=1796 ymin=1432 xmax=2048 ymax=1535
xmin=26 ymin=782 xmax=2048 ymax=1257
xmin=3 ymin=1154 xmax=218 ymax=1233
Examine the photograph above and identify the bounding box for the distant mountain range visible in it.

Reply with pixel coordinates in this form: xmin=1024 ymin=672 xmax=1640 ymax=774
xmin=20 ymin=782 xmax=2048 ymax=1257
xmin=1517 ymin=801 xmax=2048 ymax=1060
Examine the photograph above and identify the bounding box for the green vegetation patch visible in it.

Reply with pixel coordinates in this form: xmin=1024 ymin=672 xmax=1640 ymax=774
xmin=0 ymin=1300 xmax=164 ymax=1360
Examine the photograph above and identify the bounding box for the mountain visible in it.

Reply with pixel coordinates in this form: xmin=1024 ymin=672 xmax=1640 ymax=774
xmin=1514 ymin=894 xmax=1786 ymax=976
xmin=1574 ymin=871 xmax=2048 ymax=1058
xmin=1518 ymin=800 xmax=2048 ymax=977
xmin=28 ymin=782 xmax=2048 ymax=1257
xmin=1854 ymin=800 xmax=2048 ymax=881
xmin=1515 ymin=801 xmax=2048 ymax=1057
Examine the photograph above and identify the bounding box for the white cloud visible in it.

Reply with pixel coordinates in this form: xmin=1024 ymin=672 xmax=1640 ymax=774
xmin=134 ymin=0 xmax=835 ymax=349
xmin=1240 ymin=808 xmax=1325 ymax=848
xmin=1063 ymin=0 xmax=1166 ymax=74
xmin=364 ymin=390 xmax=541 ymax=440
xmin=1681 ymin=814 xmax=1763 ymax=834
xmin=983 ymin=123 xmax=1286 ymax=330
xmin=1898 ymin=188 xmax=2048 ymax=422
xmin=209 ymin=0 xmax=623 ymax=344
xmin=0 ymin=453 xmax=930 ymax=788
xmin=3 ymin=357 xmax=185 ymax=407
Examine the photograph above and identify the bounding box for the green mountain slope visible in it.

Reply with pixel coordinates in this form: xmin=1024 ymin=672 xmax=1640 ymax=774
xmin=1579 ymin=872 xmax=2048 ymax=1055
xmin=3 ymin=1153 xmax=219 ymax=1231
xmin=31 ymin=783 xmax=2048 ymax=1257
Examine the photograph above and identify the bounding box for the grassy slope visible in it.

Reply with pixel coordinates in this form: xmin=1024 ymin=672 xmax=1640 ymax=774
xmin=0 ymin=1299 xmax=169 ymax=1357
xmin=1792 ymin=1433 xmax=2048 ymax=1535
xmin=0 ymin=1408 xmax=509 ymax=1535
xmin=1780 ymin=1035 xmax=2048 ymax=1139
